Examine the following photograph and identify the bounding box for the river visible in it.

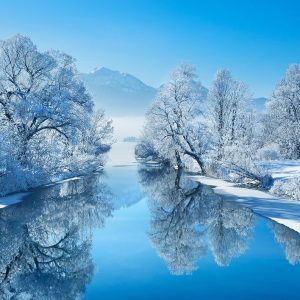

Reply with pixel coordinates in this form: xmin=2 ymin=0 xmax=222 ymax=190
xmin=0 ymin=142 xmax=299 ymax=299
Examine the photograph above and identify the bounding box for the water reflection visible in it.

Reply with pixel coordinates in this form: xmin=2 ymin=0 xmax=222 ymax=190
xmin=139 ymin=167 xmax=256 ymax=274
xmin=272 ymin=222 xmax=300 ymax=265
xmin=0 ymin=174 xmax=113 ymax=299
xmin=139 ymin=166 xmax=300 ymax=273
xmin=1 ymin=165 xmax=300 ymax=299
xmin=139 ymin=167 xmax=207 ymax=275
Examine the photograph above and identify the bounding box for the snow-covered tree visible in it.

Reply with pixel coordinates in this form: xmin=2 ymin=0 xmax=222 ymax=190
xmin=264 ymin=64 xmax=300 ymax=159
xmin=0 ymin=35 xmax=113 ymax=194
xmin=135 ymin=128 xmax=169 ymax=164
xmin=208 ymin=69 xmax=252 ymax=159
xmin=205 ymin=69 xmax=273 ymax=187
xmin=136 ymin=64 xmax=208 ymax=173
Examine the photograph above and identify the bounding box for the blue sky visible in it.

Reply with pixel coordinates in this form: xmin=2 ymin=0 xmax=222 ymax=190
xmin=0 ymin=0 xmax=299 ymax=97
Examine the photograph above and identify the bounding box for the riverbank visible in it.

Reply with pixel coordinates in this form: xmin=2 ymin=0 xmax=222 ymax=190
xmin=190 ymin=175 xmax=300 ymax=233
xmin=0 ymin=142 xmax=136 ymax=208
xmin=2 ymin=141 xmax=300 ymax=236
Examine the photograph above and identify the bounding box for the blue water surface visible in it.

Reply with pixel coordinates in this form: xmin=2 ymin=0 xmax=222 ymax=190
xmin=0 ymin=165 xmax=299 ymax=299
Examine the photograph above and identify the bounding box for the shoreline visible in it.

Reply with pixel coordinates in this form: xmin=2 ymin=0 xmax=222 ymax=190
xmin=190 ymin=174 xmax=300 ymax=233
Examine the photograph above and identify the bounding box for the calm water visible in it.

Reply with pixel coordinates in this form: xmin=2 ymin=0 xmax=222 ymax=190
xmin=1 ymin=163 xmax=300 ymax=299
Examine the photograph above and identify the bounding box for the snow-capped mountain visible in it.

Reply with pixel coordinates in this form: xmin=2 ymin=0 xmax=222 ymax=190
xmin=80 ymin=67 xmax=157 ymax=116
xmin=81 ymin=67 xmax=268 ymax=119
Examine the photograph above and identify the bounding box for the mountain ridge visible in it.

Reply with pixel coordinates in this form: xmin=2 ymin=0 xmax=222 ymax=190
xmin=80 ymin=67 xmax=268 ymax=117
xmin=80 ymin=67 xmax=156 ymax=116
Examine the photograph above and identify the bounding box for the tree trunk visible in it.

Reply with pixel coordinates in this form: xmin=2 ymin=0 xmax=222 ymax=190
xmin=230 ymin=104 xmax=237 ymax=143
xmin=193 ymin=154 xmax=206 ymax=174
xmin=175 ymin=150 xmax=183 ymax=170
xmin=18 ymin=138 xmax=29 ymax=166
xmin=175 ymin=167 xmax=182 ymax=188
xmin=183 ymin=149 xmax=205 ymax=174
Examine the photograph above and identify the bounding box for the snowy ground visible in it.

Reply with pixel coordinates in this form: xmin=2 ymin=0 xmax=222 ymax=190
xmin=260 ymin=160 xmax=300 ymax=180
xmin=190 ymin=160 xmax=300 ymax=234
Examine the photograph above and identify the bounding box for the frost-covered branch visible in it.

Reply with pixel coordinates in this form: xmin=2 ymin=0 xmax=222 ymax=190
xmin=0 ymin=35 xmax=113 ymax=195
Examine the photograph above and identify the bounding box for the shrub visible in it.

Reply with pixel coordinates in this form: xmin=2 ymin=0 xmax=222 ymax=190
xmin=257 ymin=143 xmax=282 ymax=161
xmin=270 ymin=178 xmax=300 ymax=201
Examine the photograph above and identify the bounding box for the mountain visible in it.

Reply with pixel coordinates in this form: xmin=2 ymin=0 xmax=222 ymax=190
xmin=81 ymin=67 xmax=268 ymax=123
xmin=80 ymin=67 xmax=157 ymax=116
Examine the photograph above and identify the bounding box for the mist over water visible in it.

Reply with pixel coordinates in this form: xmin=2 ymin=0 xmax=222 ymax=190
xmin=107 ymin=141 xmax=137 ymax=166
xmin=111 ymin=116 xmax=145 ymax=140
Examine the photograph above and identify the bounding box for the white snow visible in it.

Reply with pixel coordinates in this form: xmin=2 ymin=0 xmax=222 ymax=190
xmin=260 ymin=160 xmax=300 ymax=180
xmin=190 ymin=175 xmax=300 ymax=233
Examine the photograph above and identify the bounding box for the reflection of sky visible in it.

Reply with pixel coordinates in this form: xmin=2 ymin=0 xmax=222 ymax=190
xmin=104 ymin=165 xmax=143 ymax=209
xmin=84 ymin=166 xmax=300 ymax=300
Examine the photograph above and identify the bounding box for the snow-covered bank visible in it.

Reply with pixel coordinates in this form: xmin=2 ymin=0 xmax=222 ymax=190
xmin=260 ymin=160 xmax=300 ymax=200
xmin=0 ymin=142 xmax=136 ymax=208
xmin=190 ymin=175 xmax=300 ymax=233
xmin=261 ymin=160 xmax=300 ymax=180
xmin=0 ymin=175 xmax=88 ymax=208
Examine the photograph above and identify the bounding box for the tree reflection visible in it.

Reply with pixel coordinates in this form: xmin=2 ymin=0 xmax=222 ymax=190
xmin=272 ymin=222 xmax=300 ymax=265
xmin=207 ymin=199 xmax=255 ymax=266
xmin=140 ymin=168 xmax=207 ymax=275
xmin=139 ymin=166 xmax=255 ymax=274
xmin=0 ymin=174 xmax=113 ymax=299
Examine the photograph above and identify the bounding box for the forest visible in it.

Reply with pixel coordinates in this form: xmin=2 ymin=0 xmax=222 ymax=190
xmin=135 ymin=63 xmax=300 ymax=200
xmin=1 ymin=34 xmax=300 ymax=202
xmin=0 ymin=35 xmax=113 ymax=196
